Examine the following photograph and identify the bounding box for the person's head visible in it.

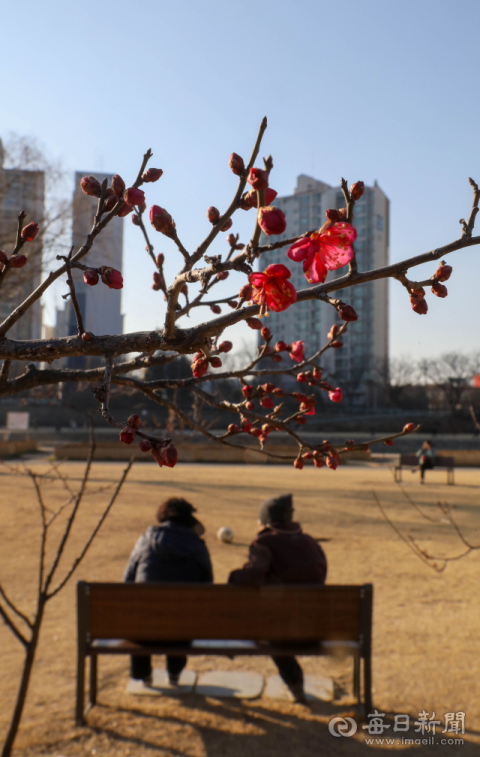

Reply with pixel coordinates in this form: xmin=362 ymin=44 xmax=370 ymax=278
xmin=423 ymin=440 xmax=432 ymax=449
xmin=156 ymin=497 xmax=203 ymax=533
xmin=258 ymin=494 xmax=294 ymax=527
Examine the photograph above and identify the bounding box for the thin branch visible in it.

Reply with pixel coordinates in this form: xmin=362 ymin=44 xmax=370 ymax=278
xmin=0 ymin=585 xmax=33 ymax=630
xmin=0 ymin=360 xmax=11 ymax=388
xmin=63 ymin=247 xmax=85 ymax=336
xmin=28 ymin=473 xmax=48 ymax=592
xmin=0 ymin=602 xmax=29 ymax=646
xmin=48 ymin=457 xmax=134 ymax=599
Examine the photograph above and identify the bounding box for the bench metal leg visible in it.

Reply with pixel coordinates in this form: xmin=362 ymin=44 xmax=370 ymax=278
xmin=394 ymin=466 xmax=402 ymax=483
xmin=353 ymin=653 xmax=360 ymax=703
xmin=447 ymin=468 xmax=454 ymax=485
xmin=363 ymin=652 xmax=372 ymax=717
xmin=76 ymin=645 xmax=86 ymax=726
xmin=89 ymin=655 xmax=97 ymax=708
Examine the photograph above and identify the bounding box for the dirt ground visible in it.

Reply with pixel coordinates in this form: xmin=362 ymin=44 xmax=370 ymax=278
xmin=1 ymin=458 xmax=480 ymax=756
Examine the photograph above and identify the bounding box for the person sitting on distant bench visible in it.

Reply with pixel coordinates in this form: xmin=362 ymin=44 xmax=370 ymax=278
xmin=228 ymin=493 xmax=327 ymax=703
xmin=413 ymin=440 xmax=436 ymax=484
xmin=123 ymin=498 xmax=213 ymax=686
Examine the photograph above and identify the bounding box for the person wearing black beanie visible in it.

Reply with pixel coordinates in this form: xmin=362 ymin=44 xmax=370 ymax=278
xmin=228 ymin=494 xmax=327 ymax=703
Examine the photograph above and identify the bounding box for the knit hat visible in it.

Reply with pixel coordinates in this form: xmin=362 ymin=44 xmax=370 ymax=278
xmin=259 ymin=494 xmax=294 ymax=525
xmin=156 ymin=498 xmax=201 ymax=529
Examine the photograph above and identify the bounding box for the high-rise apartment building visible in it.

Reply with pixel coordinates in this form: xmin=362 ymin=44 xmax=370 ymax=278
xmin=259 ymin=174 xmax=389 ymax=406
xmin=58 ymin=171 xmax=124 ymax=368
xmin=0 ymin=140 xmax=44 ymax=345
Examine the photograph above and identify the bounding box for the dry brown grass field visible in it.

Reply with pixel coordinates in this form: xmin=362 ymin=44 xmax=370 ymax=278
xmin=1 ymin=459 xmax=480 ymax=756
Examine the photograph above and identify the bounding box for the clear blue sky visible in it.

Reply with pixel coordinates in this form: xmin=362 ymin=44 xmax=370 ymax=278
xmin=1 ymin=0 xmax=479 ymax=359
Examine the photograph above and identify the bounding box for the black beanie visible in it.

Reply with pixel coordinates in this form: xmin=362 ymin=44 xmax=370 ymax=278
xmin=259 ymin=494 xmax=294 ymax=525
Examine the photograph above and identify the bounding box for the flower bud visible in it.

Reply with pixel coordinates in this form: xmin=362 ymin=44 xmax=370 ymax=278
xmin=384 ymin=439 xmax=394 ymax=446
xmin=101 ymin=267 xmax=123 ymax=290
xmin=328 ymin=324 xmax=339 ymax=339
xmin=206 ymin=206 xmax=221 ymax=224
xmin=221 ymin=218 xmax=233 ymax=232
xmin=239 ymin=284 xmax=253 ymax=300
xmin=325 ymin=456 xmax=338 ymax=470
xmin=292 ymin=392 xmax=307 ymax=403
xmin=302 ymin=451 xmax=314 ymax=459
xmin=295 ymin=416 xmax=308 ymax=425
xmin=150 ymin=205 xmax=175 ymax=234
xmin=216 ymin=271 xmax=229 ymax=280
xmin=192 ymin=356 xmax=208 ymax=378
xmin=117 ymin=202 xmax=134 ymax=217
xmin=248 ymin=168 xmax=269 ymax=190
xmin=210 ymin=305 xmax=221 ymax=314
xmin=139 ymin=439 xmax=152 ymax=452
xmin=331 ymin=340 xmax=344 ymax=349
xmin=84 ymin=269 xmax=99 ymax=286
xmin=210 ymin=356 xmax=222 ymax=368
xmin=260 ymin=397 xmax=274 ymax=409
xmin=313 ymin=367 xmax=322 ymax=380
xmin=272 ymin=388 xmax=284 ymax=397
xmin=250 ymin=428 xmax=262 ymax=438
xmin=431 ymin=282 xmax=448 ymax=298
xmin=329 ymin=387 xmax=343 ymax=403
xmin=350 ymin=181 xmax=365 ymax=201
xmin=410 ymin=294 xmax=428 ymax=314
xmin=258 ymin=206 xmax=287 ymax=236
xmin=403 ymin=423 xmax=416 ymax=433
xmin=153 ymin=272 xmax=164 ymax=289
xmin=139 ymin=201 xmax=147 ymax=214
xmin=181 ymin=284 xmax=188 ymax=295
xmin=228 ymin=423 xmax=240 ymax=434
xmin=242 ymin=385 xmax=254 ymax=398
xmin=227 ymin=233 xmax=236 ymax=246
xmin=80 ymin=175 xmax=102 ymax=197
xmin=261 ymin=326 xmax=271 ymax=340
xmin=103 ymin=194 xmax=118 ymax=212
xmin=434 ymin=263 xmax=452 ymax=282
xmin=293 ymin=457 xmax=304 ymax=469
xmin=241 ymin=417 xmax=253 ymax=433
xmin=261 ymin=383 xmax=276 ymax=393
xmin=229 ymin=153 xmax=245 ymax=175
xmin=325 ymin=208 xmax=344 ymax=222
xmin=246 ymin=317 xmax=262 ymax=330
xmin=127 ymin=414 xmax=141 ymax=429
xmin=124 ymin=187 xmax=145 ymax=206
xmin=156 ymin=253 xmax=164 ymax=267
xmin=157 ymin=444 xmax=178 ymax=468
xmin=246 ymin=401 xmax=255 ymax=411
xmin=142 ymin=167 xmax=163 ymax=183
xmin=21 ymin=222 xmax=39 ymax=241
xmin=228 ymin=300 xmax=238 ymax=308
xmin=275 ymin=341 xmax=288 ymax=352
xmin=244 ymin=188 xmax=278 ymax=208
xmin=111 ymin=174 xmax=125 ymax=196
xmin=9 ymin=254 xmax=27 ymax=268
xmin=131 ymin=214 xmax=141 ymax=226
xmin=344 ymin=439 xmax=356 ymax=450
xmin=411 ymin=286 xmax=425 ymax=297
xmin=218 ymin=341 xmax=233 ymax=353
xmin=313 ymin=457 xmax=325 ymax=468
xmin=120 ymin=426 xmax=136 ymax=444
xmin=338 ymin=304 xmax=358 ymax=322
xmin=236 ymin=243 xmax=245 ymax=250
xmin=81 ymin=332 xmax=93 ymax=341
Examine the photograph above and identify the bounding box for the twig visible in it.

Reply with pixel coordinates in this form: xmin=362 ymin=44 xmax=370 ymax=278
xmin=63 ymin=247 xmax=85 ymax=336
xmin=0 ymin=603 xmax=28 ymax=646
xmin=0 ymin=585 xmax=33 ymax=630
xmin=48 ymin=457 xmax=135 ymax=599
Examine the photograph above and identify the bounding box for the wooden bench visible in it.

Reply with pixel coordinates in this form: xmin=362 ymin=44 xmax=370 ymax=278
xmin=394 ymin=454 xmax=454 ymax=485
xmin=76 ymin=581 xmax=373 ymax=724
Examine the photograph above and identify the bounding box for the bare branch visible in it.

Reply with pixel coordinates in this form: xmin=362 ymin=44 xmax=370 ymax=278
xmin=0 ymin=584 xmax=33 ymax=630
xmin=0 ymin=602 xmax=29 ymax=646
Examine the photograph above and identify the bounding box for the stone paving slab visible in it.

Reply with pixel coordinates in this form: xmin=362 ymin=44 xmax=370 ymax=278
xmin=195 ymin=671 xmax=264 ymax=699
xmin=127 ymin=668 xmax=197 ymax=695
xmin=264 ymin=674 xmax=334 ymax=702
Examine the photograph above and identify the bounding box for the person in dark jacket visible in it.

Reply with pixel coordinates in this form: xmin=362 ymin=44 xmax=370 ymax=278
xmin=124 ymin=497 xmax=213 ymax=685
xmin=228 ymin=493 xmax=327 ymax=703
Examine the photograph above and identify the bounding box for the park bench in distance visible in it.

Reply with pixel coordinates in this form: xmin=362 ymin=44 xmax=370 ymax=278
xmin=394 ymin=454 xmax=455 ymax=485
xmin=76 ymin=581 xmax=373 ymax=724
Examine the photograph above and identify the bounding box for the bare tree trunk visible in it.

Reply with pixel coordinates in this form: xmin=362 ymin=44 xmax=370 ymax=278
xmin=1 ymin=598 xmax=45 ymax=757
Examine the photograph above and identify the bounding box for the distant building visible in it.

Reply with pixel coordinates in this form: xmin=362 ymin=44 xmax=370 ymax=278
xmin=259 ymin=175 xmax=389 ymax=406
xmin=0 ymin=139 xmax=44 ymax=345
xmin=58 ymin=171 xmax=124 ymax=368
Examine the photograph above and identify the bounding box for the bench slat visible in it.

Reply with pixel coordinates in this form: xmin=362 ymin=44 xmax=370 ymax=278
xmin=88 ymin=584 xmax=362 ymax=641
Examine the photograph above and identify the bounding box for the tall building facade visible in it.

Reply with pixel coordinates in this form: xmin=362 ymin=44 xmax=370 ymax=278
xmin=259 ymin=174 xmax=389 ymax=406
xmin=0 ymin=140 xmax=44 ymax=343
xmin=58 ymin=171 xmax=124 ymax=368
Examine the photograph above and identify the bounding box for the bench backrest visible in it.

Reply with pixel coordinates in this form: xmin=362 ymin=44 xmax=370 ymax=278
xmin=399 ymin=454 xmax=454 ymax=467
xmin=78 ymin=582 xmax=372 ymax=643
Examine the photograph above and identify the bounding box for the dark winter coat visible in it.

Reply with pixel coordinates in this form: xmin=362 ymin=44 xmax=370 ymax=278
xmin=123 ymin=521 xmax=213 ymax=584
xmin=228 ymin=521 xmax=327 ymax=587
